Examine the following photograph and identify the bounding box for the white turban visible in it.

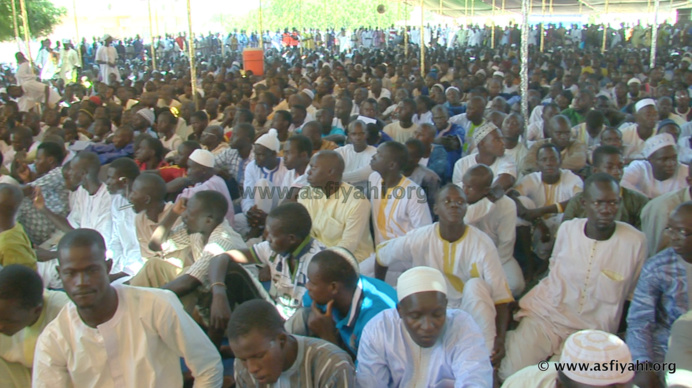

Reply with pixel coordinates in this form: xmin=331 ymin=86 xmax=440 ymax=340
xmin=635 ymin=98 xmax=655 ymax=112
xmin=397 ymin=266 xmax=447 ymax=302
xmin=627 ymin=77 xmax=641 ymax=86
xmin=301 ymin=89 xmax=315 ymax=100
xmin=560 ymin=330 xmax=634 ymax=386
xmin=643 ymin=133 xmax=676 ymax=158
xmin=136 ymin=108 xmax=155 ymax=126
xmin=255 ymin=128 xmax=281 ymax=153
xmin=188 ymin=149 xmax=215 ymax=168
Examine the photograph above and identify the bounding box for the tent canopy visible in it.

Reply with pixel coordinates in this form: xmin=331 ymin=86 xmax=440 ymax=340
xmin=415 ymin=0 xmax=688 ymax=17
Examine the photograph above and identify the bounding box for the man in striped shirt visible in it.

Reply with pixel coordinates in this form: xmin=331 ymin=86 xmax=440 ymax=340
xmin=230 ymin=299 xmax=355 ymax=387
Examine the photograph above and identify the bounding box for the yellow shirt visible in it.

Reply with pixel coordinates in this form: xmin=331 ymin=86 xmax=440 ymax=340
xmin=297 ymin=183 xmax=374 ymax=262
xmin=0 ymin=290 xmax=70 ymax=370
xmin=0 ymin=224 xmax=37 ymax=270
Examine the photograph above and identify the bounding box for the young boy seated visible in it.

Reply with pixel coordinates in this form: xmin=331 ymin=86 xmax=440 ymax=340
xmin=0 ymin=265 xmax=70 ymax=388
xmin=207 ymin=202 xmax=326 ymax=332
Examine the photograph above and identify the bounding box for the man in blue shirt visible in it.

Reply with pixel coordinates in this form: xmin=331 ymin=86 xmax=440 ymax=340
xmin=288 ymin=247 xmax=397 ymax=357
xmin=626 ymin=201 xmax=692 ymax=388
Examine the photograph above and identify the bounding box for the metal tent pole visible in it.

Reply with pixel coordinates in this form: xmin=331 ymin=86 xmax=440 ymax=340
xmin=19 ymin=0 xmax=33 ymax=68
xmin=420 ymin=0 xmax=425 ymax=76
xmin=520 ymin=0 xmax=530 ymax=136
xmin=186 ymin=0 xmax=199 ymax=110
xmin=11 ymin=0 xmax=21 ymax=52
xmin=601 ymin=0 xmax=609 ymax=53
xmin=148 ymin=0 xmax=157 ymax=71
xmin=650 ymin=0 xmax=660 ymax=69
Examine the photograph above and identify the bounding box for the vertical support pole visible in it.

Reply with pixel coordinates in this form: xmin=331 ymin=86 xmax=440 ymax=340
xmin=73 ymin=0 xmax=82 ymax=65
xmin=520 ymin=0 xmax=530 ymax=137
xmin=405 ymin=1 xmax=409 ymax=57
xmin=491 ymin=0 xmax=496 ymax=49
xmin=650 ymin=0 xmax=660 ymax=69
xmin=259 ymin=0 xmax=264 ymax=50
xmin=19 ymin=0 xmax=33 ymax=68
xmin=187 ymin=0 xmax=199 ymax=111
xmin=540 ymin=0 xmax=546 ymax=52
xmin=11 ymin=0 xmax=21 ymax=52
xmin=602 ymin=0 xmax=609 ymax=53
xmin=148 ymin=0 xmax=157 ymax=71
xmin=421 ymin=0 xmax=425 ymax=77
xmin=299 ymin=0 xmax=303 ymax=55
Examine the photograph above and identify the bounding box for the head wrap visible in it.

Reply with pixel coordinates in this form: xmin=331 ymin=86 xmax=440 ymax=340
xmin=560 ymin=330 xmax=634 ymax=386
xmin=446 ymin=86 xmax=460 ymax=94
xmin=432 ymin=84 xmax=445 ymax=92
xmin=627 ymin=77 xmax=641 ymax=86
xmin=102 ymin=34 xmax=113 ymax=42
xmin=493 ymin=71 xmax=505 ymax=78
xmin=188 ymin=149 xmax=215 ymax=168
xmin=136 ymin=108 xmax=155 ymax=126
xmin=301 ymin=89 xmax=315 ymax=100
xmin=397 ymin=266 xmax=447 ymax=302
xmin=635 ymin=98 xmax=655 ymax=112
xmin=89 ymin=96 xmax=102 ymax=106
xmin=643 ymin=133 xmax=676 ymax=158
xmin=472 ymin=122 xmax=499 ymax=146
xmin=255 ymin=128 xmax=281 ymax=153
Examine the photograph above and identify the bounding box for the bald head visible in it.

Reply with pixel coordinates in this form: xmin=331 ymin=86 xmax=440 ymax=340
xmin=72 ymin=151 xmax=101 ymax=177
xmin=0 ymin=184 xmax=23 ymax=219
xmin=436 ymin=183 xmax=466 ymax=202
xmin=672 ymin=200 xmax=692 ymax=218
xmin=461 ymin=164 xmax=493 ymax=204
xmin=464 ymin=164 xmax=494 ymax=188
xmin=314 ymin=150 xmax=345 ymax=176
xmin=308 ymin=150 xmax=345 ymax=188
xmin=203 ymin=125 xmax=224 ymax=139
xmin=135 ymin=173 xmax=167 ymax=201
xmin=418 ymin=122 xmax=437 ymax=138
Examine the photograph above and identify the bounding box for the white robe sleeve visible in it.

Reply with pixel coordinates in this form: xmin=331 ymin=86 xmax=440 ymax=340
xmin=376 ymin=233 xmax=414 ymax=268
xmin=452 ymin=159 xmax=464 ymax=186
xmin=355 ymin=313 xmax=393 ymax=387
xmin=153 ymin=290 xmax=223 ymax=388
xmin=407 ymin=186 xmax=433 ymax=229
xmin=620 ymin=161 xmax=647 ymax=197
xmin=108 ymin=200 xmax=125 ymax=274
xmin=449 ymin=313 xmax=494 ymax=387
xmin=241 ymin=161 xmax=259 ymax=213
xmin=32 ymin=327 xmax=71 ymax=388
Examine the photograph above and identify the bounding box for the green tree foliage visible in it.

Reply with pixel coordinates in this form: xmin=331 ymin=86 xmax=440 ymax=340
xmin=222 ymin=0 xmax=403 ymax=32
xmin=0 ymin=0 xmax=66 ymax=42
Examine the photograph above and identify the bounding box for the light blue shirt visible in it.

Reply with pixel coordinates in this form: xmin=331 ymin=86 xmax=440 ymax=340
xmin=303 ymin=275 xmax=397 ymax=356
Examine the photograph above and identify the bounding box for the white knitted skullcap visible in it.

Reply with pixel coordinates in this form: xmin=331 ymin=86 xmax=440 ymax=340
xmin=397 ymin=266 xmax=447 ymax=302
